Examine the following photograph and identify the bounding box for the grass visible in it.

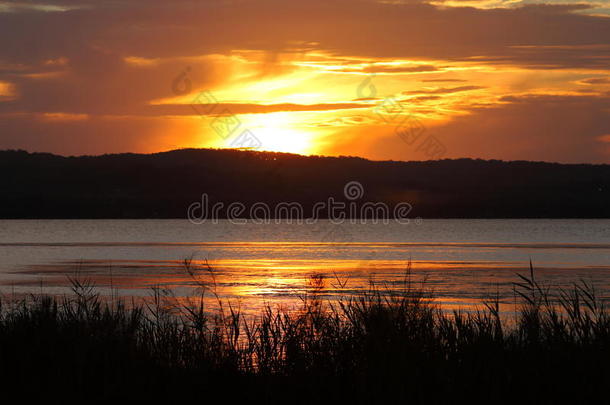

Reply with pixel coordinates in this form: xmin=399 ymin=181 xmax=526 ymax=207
xmin=1 ymin=260 xmax=609 ymax=403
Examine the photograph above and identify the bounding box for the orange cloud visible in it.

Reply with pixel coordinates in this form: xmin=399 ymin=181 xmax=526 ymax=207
xmin=0 ymin=0 xmax=608 ymax=162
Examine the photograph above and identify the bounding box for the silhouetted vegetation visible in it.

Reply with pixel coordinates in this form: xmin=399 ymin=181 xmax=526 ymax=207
xmin=1 ymin=263 xmax=609 ymax=402
xmin=2 ymin=148 xmax=609 ymax=218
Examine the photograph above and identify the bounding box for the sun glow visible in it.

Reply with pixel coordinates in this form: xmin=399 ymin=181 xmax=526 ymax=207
xmin=236 ymin=112 xmax=317 ymax=155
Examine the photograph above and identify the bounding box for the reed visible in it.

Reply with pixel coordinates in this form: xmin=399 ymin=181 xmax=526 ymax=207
xmin=0 ymin=261 xmax=608 ymax=403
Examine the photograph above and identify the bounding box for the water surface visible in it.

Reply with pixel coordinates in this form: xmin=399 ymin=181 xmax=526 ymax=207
xmin=0 ymin=219 xmax=609 ymax=313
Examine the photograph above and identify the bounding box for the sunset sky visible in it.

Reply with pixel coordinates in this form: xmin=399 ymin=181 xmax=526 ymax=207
xmin=1 ymin=0 xmax=610 ymax=162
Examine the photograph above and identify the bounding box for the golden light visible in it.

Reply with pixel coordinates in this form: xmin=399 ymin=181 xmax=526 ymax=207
xmin=234 ymin=112 xmax=318 ymax=155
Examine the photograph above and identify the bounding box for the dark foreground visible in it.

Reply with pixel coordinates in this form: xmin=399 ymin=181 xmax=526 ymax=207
xmin=2 ymin=148 xmax=609 ymax=218
xmin=1 ymin=266 xmax=609 ymax=403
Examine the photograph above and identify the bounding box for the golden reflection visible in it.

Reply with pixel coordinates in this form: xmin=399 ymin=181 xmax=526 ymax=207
xmin=17 ymin=255 xmax=610 ymax=317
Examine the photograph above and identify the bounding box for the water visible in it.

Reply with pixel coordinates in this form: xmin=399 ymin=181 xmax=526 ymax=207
xmin=0 ymin=219 xmax=609 ymax=313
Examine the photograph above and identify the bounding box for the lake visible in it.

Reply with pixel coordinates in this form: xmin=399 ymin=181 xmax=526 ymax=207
xmin=0 ymin=219 xmax=609 ymax=313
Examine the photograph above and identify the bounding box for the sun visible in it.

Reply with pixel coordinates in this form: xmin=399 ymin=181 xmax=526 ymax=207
xmin=237 ymin=112 xmax=317 ymax=155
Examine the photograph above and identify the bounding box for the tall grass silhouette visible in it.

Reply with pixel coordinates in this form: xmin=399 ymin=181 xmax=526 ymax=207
xmin=0 ymin=260 xmax=608 ymax=402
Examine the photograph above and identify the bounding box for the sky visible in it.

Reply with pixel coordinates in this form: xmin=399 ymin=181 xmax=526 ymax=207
xmin=1 ymin=0 xmax=609 ymax=163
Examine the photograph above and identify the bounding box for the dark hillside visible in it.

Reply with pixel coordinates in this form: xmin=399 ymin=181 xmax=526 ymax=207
xmin=1 ymin=149 xmax=609 ymax=218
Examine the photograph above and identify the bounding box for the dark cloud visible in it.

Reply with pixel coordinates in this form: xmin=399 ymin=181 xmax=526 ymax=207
xmin=421 ymin=78 xmax=468 ymax=83
xmin=1 ymin=1 xmax=608 ymax=68
xmin=153 ymin=102 xmax=370 ymax=116
xmin=431 ymin=94 xmax=610 ymax=163
xmin=0 ymin=0 xmax=609 ymax=161
xmin=402 ymin=86 xmax=486 ymax=96
xmin=407 ymin=95 xmax=442 ymax=102
xmin=315 ymin=93 xmax=610 ymax=163
xmin=339 ymin=64 xmax=440 ymax=74
xmin=581 ymin=77 xmax=610 ymax=85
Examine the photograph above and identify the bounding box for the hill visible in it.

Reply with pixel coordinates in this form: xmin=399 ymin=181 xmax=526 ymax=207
xmin=1 ymin=148 xmax=609 ymax=218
